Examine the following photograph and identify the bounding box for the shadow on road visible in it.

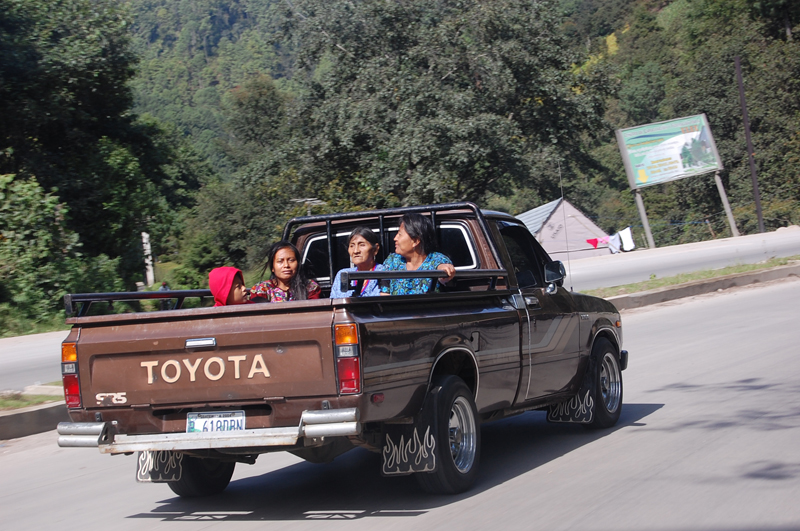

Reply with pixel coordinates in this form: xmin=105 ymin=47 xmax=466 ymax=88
xmin=127 ymin=402 xmax=662 ymax=522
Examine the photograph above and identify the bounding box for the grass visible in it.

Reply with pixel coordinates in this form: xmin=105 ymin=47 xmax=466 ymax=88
xmin=0 ymin=306 xmax=71 ymax=339
xmin=153 ymin=260 xmax=181 ymax=284
xmin=0 ymin=392 xmax=61 ymax=411
xmin=582 ymin=255 xmax=800 ymax=299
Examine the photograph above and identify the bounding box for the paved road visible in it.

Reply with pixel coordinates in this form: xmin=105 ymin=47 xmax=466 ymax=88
xmin=0 ymin=330 xmax=69 ymax=391
xmin=566 ymin=225 xmax=800 ymax=291
xmin=2 ymin=277 xmax=799 ymax=530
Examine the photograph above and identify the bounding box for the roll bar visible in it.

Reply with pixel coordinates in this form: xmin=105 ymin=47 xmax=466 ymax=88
xmin=341 ymin=269 xmax=508 ymax=294
xmin=281 ymin=202 xmax=505 ymax=284
xmin=64 ymin=290 xmax=211 ymax=317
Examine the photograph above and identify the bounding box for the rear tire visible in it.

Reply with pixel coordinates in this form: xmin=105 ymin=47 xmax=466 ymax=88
xmin=416 ymin=375 xmax=480 ymax=494
xmin=168 ymin=456 xmax=235 ymax=497
xmin=586 ymin=338 xmax=623 ymax=429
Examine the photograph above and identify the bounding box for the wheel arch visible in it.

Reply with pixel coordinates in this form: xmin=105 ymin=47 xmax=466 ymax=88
xmin=428 ymin=347 xmax=479 ymax=402
xmin=591 ymin=325 xmax=620 ymax=355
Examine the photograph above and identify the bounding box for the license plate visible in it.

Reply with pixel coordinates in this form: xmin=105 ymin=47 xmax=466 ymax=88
xmin=186 ymin=411 xmax=245 ymax=433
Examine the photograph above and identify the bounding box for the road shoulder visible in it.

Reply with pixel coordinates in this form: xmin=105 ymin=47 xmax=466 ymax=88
xmin=607 ymin=262 xmax=800 ymax=310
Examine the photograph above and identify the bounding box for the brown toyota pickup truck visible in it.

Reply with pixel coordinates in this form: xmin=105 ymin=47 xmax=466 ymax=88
xmin=57 ymin=202 xmax=627 ymax=497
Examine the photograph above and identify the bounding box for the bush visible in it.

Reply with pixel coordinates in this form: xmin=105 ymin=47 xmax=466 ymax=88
xmin=0 ymin=174 xmax=125 ymax=327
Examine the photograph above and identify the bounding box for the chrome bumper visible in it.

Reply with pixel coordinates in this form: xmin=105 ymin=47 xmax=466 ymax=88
xmin=57 ymin=408 xmax=361 ymax=454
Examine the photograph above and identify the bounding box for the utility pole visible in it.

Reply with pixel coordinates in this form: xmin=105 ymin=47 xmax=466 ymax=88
xmin=735 ymin=56 xmax=765 ymax=233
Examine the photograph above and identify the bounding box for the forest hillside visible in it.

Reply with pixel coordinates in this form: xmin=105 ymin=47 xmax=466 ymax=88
xmin=1 ymin=0 xmax=798 ymax=333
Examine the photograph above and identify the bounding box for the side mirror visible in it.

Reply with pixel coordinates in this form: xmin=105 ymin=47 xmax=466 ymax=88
xmin=544 ymin=261 xmax=566 ymax=288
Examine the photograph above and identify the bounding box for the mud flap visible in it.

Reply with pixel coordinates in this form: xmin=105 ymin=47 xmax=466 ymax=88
xmin=547 ymin=356 xmax=595 ymax=424
xmin=381 ymin=386 xmax=439 ymax=476
xmin=136 ymin=451 xmax=183 ymax=482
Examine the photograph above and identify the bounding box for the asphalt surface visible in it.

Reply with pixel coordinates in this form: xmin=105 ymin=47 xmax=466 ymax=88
xmin=2 ymin=277 xmax=799 ymax=530
xmin=0 ymin=330 xmax=68 ymax=391
xmin=566 ymin=225 xmax=800 ymax=291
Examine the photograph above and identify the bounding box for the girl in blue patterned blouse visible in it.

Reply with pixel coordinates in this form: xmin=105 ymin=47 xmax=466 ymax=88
xmin=380 ymin=213 xmax=455 ymax=296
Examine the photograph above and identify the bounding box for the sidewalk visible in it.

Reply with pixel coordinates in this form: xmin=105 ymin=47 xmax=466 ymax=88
xmin=3 ymin=261 xmax=799 ymax=441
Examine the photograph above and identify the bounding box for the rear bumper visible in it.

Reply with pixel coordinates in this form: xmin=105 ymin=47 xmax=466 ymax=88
xmin=57 ymin=408 xmax=361 ymax=454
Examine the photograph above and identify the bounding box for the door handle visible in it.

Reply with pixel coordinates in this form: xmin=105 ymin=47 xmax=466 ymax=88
xmin=185 ymin=338 xmax=216 ymax=349
xmin=524 ymin=296 xmax=540 ymax=308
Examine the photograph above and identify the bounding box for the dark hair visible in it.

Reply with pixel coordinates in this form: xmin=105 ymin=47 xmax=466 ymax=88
xmin=263 ymin=241 xmax=313 ymax=300
xmin=401 ymin=213 xmax=437 ymax=256
xmin=348 ymin=226 xmax=380 ymax=247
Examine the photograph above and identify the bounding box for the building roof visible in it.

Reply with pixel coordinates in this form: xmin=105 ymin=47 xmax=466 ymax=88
xmin=515 ymin=198 xmax=562 ymax=235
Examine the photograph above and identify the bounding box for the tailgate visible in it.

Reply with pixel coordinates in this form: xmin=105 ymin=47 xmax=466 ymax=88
xmin=74 ymin=304 xmax=337 ymax=408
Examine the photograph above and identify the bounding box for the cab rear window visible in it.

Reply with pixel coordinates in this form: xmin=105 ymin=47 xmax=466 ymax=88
xmin=302 ymin=224 xmax=478 ymax=283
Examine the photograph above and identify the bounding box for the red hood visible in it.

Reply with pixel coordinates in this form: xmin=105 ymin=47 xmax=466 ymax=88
xmin=209 ymin=267 xmax=243 ymax=307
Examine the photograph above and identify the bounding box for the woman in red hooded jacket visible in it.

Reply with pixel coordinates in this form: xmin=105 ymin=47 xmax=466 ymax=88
xmin=208 ymin=267 xmax=250 ymax=306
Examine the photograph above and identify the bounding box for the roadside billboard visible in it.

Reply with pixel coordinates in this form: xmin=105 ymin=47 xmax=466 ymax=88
xmin=616 ymin=114 xmax=723 ymax=190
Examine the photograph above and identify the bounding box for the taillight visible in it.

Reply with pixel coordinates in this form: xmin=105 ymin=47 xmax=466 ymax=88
xmin=62 ymin=342 xmax=77 ymax=363
xmin=61 ymin=342 xmax=82 ymax=408
xmin=334 ymin=323 xmax=361 ymax=395
xmin=335 ymin=323 xmax=358 ymax=345
xmin=63 ymin=374 xmax=81 ymax=408
xmin=337 ymin=358 xmax=361 ymax=394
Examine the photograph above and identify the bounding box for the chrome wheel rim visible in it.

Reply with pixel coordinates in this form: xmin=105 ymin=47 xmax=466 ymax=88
xmin=449 ymin=396 xmax=477 ymax=473
xmin=599 ymin=352 xmax=621 ymax=413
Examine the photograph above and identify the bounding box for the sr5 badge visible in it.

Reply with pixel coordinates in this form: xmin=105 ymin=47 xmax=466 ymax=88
xmin=96 ymin=392 xmax=127 ymax=405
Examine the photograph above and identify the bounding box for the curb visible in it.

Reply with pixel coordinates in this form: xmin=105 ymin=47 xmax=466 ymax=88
xmin=606 ymin=263 xmax=800 ymax=311
xmin=0 ymin=400 xmax=70 ymax=440
xmin=4 ymin=263 xmax=799 ymax=441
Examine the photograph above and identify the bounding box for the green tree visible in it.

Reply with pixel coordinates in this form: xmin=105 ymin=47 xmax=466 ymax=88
xmin=661 ymin=0 xmax=800 ymax=236
xmin=127 ymin=0 xmax=291 ymax=171
xmin=747 ymin=0 xmax=800 ymax=40
xmin=556 ymin=0 xmax=800 ymax=245
xmin=281 ymin=0 xmax=611 ymax=206
xmin=223 ymin=74 xmax=294 ymax=162
xmin=0 ymin=175 xmax=124 ymax=330
xmin=1 ymin=0 xmax=206 ymax=281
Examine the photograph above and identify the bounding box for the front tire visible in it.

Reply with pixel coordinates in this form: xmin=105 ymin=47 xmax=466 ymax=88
xmin=586 ymin=337 xmax=623 ymax=429
xmin=416 ymin=375 xmax=480 ymax=494
xmin=168 ymin=456 xmax=235 ymax=497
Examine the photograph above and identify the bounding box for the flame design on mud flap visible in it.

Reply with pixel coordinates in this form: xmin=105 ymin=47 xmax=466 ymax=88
xmin=381 ymin=426 xmax=436 ymax=475
xmin=548 ymin=351 xmax=597 ymax=424
xmin=547 ymin=389 xmax=595 ymax=423
xmin=136 ymin=450 xmax=183 ymax=482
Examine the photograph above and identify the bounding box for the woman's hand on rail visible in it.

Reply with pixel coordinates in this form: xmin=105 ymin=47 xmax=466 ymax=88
xmin=437 ymin=263 xmax=456 ymax=283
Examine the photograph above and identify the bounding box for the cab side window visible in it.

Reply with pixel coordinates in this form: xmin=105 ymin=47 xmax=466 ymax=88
xmin=497 ymin=222 xmax=546 ymax=288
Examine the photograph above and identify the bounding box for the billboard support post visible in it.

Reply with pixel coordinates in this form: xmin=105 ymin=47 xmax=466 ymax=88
xmin=714 ymin=171 xmax=740 ymax=237
xmin=633 ymin=189 xmax=656 ymax=249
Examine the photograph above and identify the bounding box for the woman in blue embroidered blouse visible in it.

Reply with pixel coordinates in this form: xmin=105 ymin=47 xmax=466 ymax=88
xmin=330 ymin=227 xmax=384 ymax=298
xmin=380 ymin=213 xmax=456 ymax=296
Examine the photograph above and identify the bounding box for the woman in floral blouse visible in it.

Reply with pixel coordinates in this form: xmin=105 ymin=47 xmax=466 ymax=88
xmin=380 ymin=213 xmax=455 ymax=296
xmin=251 ymin=241 xmax=321 ymax=302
